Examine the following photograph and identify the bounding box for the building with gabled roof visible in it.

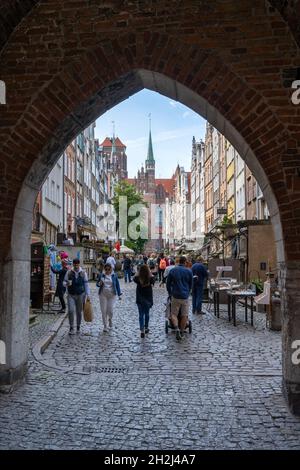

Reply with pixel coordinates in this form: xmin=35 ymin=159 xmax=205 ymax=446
xmin=99 ymin=134 xmax=128 ymax=180
xmin=126 ymin=128 xmax=175 ymax=252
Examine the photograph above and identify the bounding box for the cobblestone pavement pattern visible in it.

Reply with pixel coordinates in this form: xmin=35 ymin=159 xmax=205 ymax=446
xmin=1 ymin=281 xmax=300 ymax=449
xmin=29 ymin=312 xmax=65 ymax=348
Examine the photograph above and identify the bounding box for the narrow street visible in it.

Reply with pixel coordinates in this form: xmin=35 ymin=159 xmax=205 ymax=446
xmin=0 ymin=280 xmax=299 ymax=450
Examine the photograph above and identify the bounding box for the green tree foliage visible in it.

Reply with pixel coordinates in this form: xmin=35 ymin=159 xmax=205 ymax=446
xmin=112 ymin=181 xmax=148 ymax=253
xmin=221 ymin=215 xmax=233 ymax=225
xmin=250 ymin=278 xmax=263 ymax=294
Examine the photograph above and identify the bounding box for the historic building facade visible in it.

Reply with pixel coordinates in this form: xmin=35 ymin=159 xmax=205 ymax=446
xmin=127 ymin=130 xmax=175 ymax=252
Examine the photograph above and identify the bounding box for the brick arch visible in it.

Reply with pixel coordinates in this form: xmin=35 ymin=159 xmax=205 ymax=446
xmin=0 ymin=5 xmax=300 ymax=413
xmin=0 ymin=0 xmax=39 ymax=52
xmin=17 ymin=64 xmax=285 ymax=249
xmin=1 ymin=32 xmax=294 ymax=256
xmin=269 ymin=0 xmax=300 ymax=48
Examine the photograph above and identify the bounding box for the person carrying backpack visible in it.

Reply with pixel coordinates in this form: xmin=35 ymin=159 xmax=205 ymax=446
xmin=158 ymin=254 xmax=167 ymax=286
xmin=63 ymin=258 xmax=90 ymax=335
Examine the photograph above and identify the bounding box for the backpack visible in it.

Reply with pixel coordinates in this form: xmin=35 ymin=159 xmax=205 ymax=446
xmin=149 ymin=259 xmax=155 ymax=269
xmin=115 ymin=260 xmax=122 ymax=271
xmin=159 ymin=259 xmax=167 ymax=270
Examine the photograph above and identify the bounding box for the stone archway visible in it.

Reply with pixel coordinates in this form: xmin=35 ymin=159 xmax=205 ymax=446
xmin=0 ymin=2 xmax=300 ymax=414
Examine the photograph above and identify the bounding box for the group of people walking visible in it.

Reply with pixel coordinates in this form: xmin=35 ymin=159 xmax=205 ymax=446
xmin=52 ymin=251 xmax=208 ymax=340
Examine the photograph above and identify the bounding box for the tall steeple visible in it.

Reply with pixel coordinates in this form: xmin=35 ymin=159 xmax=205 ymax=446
xmin=111 ymin=120 xmax=116 ymax=155
xmin=146 ymin=113 xmax=155 ymax=167
xmin=145 ymin=113 xmax=155 ymax=193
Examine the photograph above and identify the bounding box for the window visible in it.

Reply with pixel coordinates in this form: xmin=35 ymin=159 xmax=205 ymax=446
xmin=64 ymin=153 xmax=68 ymax=176
xmin=45 ymin=178 xmax=49 ymax=198
xmin=51 ymin=181 xmax=55 ymax=202
xmin=64 ymin=192 xmax=67 ymax=228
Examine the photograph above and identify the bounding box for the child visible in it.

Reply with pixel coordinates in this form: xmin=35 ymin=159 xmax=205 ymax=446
xmin=134 ymin=264 xmax=155 ymax=338
xmin=97 ymin=263 xmax=122 ymax=332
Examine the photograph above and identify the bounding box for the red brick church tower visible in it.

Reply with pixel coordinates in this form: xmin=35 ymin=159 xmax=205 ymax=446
xmin=127 ymin=120 xmax=175 ymax=253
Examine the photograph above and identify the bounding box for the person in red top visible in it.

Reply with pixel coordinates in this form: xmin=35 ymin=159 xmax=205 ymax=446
xmin=158 ymin=254 xmax=167 ymax=286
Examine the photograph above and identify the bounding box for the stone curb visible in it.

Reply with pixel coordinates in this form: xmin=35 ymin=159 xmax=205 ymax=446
xmin=31 ymin=313 xmax=72 ymax=372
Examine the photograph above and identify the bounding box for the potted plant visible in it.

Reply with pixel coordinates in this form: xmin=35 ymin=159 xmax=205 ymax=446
xmin=250 ymin=278 xmax=263 ymax=295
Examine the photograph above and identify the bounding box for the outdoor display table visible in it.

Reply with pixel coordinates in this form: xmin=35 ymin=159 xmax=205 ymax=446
xmin=210 ymin=279 xmax=239 ymax=320
xmin=227 ymin=290 xmax=256 ymax=327
xmin=211 ymin=285 xmax=230 ymax=319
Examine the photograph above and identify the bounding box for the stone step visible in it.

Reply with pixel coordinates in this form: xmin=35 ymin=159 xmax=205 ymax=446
xmin=29 ymin=313 xmax=39 ymax=326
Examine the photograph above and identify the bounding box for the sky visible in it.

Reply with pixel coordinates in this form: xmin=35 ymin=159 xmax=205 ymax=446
xmin=95 ymin=89 xmax=207 ymax=178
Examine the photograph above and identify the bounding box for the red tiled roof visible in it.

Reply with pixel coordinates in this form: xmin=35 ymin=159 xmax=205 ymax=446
xmin=115 ymin=137 xmax=126 ymax=148
xmin=155 ymin=178 xmax=175 ymax=196
xmin=99 ymin=136 xmax=127 ymax=148
xmin=100 ymin=137 xmax=112 ymax=147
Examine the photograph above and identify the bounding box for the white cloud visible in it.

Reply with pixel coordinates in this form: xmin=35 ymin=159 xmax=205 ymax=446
xmin=154 ymin=125 xmax=202 ymax=143
xmin=124 ymin=124 xmax=202 ymax=150
xmin=124 ymin=136 xmax=147 ymax=149
xmin=169 ymin=100 xmax=178 ymax=108
xmin=183 ymin=111 xmax=190 ymax=119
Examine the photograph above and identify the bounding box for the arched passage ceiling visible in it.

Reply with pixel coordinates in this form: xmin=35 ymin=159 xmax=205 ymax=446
xmin=1 ymin=0 xmax=300 ymax=260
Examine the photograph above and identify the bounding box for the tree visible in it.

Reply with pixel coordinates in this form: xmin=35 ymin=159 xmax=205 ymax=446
xmin=221 ymin=215 xmax=233 ymax=225
xmin=112 ymin=181 xmax=148 ymax=253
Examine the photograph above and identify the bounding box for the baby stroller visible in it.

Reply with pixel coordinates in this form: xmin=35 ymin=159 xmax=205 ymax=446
xmin=165 ymin=296 xmax=192 ymax=335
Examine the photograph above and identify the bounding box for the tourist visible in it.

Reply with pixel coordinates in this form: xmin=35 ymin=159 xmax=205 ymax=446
xmin=158 ymin=253 xmax=167 ymax=286
xmin=123 ymin=254 xmax=133 ymax=283
xmin=106 ymin=252 xmax=116 ymax=271
xmin=63 ymin=258 xmax=90 ymax=335
xmin=51 ymin=259 xmax=68 ymax=313
xmin=163 ymin=258 xmax=176 ymax=281
xmin=134 ymin=264 xmax=155 ymax=338
xmin=192 ymin=256 xmax=208 ymax=314
xmin=97 ymin=263 xmax=122 ymax=332
xmin=136 ymin=254 xmax=145 ymax=272
xmin=166 ymin=256 xmax=193 ymax=340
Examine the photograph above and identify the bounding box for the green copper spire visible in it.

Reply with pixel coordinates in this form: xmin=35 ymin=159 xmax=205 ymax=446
xmin=146 ymin=114 xmax=155 ymax=164
xmin=111 ymin=121 xmax=116 ymax=154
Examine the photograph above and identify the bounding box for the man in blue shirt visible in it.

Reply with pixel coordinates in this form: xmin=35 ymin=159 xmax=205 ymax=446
xmin=166 ymin=256 xmax=193 ymax=340
xmin=192 ymin=256 xmax=208 ymax=314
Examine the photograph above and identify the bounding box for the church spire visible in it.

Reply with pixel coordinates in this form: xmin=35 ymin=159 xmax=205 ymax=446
xmin=146 ymin=113 xmax=155 ymax=165
xmin=111 ymin=120 xmax=116 ymax=154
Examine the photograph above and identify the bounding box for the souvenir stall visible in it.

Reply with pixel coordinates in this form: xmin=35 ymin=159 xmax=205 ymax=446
xmin=30 ymin=233 xmax=47 ymax=309
xmin=30 ymin=233 xmax=70 ymax=310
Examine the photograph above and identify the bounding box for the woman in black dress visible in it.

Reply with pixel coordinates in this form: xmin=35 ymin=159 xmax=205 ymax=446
xmin=134 ymin=264 xmax=155 ymax=338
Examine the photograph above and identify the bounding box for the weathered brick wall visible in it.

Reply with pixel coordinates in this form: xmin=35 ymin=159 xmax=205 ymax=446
xmin=269 ymin=0 xmax=300 ymax=47
xmin=248 ymin=223 xmax=277 ymax=281
xmin=0 ymin=0 xmax=38 ymax=51
xmin=0 ymin=0 xmax=300 ymax=261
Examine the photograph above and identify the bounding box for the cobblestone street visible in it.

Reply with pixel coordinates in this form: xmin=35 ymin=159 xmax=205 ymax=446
xmin=1 ymin=280 xmax=300 ymax=450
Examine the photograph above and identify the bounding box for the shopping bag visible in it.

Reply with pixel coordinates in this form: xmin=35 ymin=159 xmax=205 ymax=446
xmin=83 ymin=298 xmax=93 ymax=322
